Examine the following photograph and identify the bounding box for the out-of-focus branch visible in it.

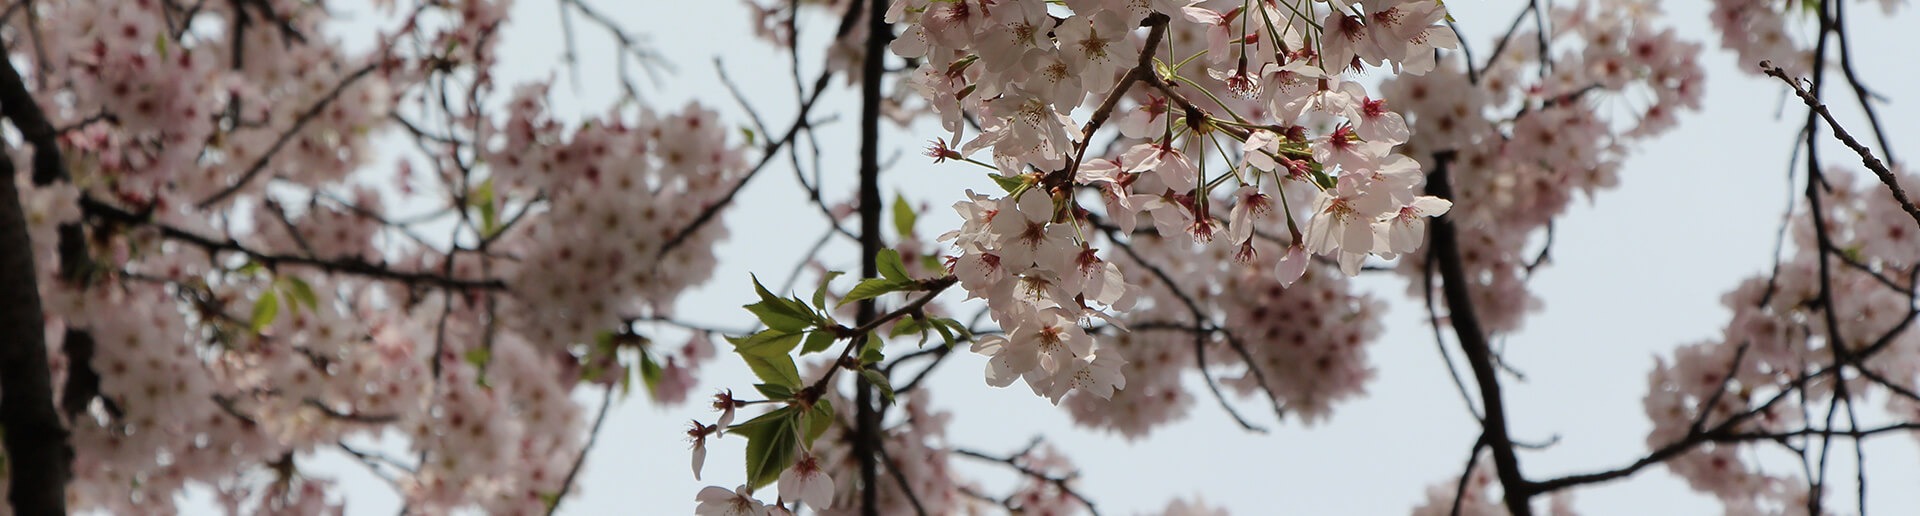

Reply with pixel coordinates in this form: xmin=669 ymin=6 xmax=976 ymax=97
xmin=82 ymin=196 xmax=505 ymax=291
xmin=197 ymin=63 xmax=379 ymax=208
xmin=952 ymin=447 xmax=1100 ymax=516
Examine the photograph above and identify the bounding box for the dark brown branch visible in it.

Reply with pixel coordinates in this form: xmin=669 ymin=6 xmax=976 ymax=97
xmin=1047 ymin=13 xmax=1172 ymax=190
xmin=1426 ymin=152 xmax=1531 ymax=515
xmin=1425 ymin=248 xmax=1482 ymax=420
xmin=855 ymin=2 xmax=890 ymax=512
xmin=1451 ymin=435 xmax=1488 ymax=516
xmin=0 ymin=138 xmax=70 ymax=516
xmin=0 ymin=48 xmax=73 ymax=516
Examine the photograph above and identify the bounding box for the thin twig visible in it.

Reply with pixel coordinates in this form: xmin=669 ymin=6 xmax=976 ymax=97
xmin=546 ymin=384 xmax=616 ymax=515
xmin=1761 ymin=61 xmax=1920 ymax=230
xmin=198 ymin=63 xmax=380 ymax=208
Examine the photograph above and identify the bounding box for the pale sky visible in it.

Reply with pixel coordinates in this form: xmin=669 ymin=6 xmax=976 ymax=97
xmin=278 ymin=0 xmax=1920 ymax=514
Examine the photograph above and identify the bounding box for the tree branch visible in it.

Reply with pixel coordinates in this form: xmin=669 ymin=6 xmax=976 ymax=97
xmin=1426 ymin=152 xmax=1531 ymax=515
xmin=1761 ymin=61 xmax=1920 ymax=230
xmin=0 ymin=48 xmax=73 ymax=516
xmin=854 ymin=0 xmax=890 ymax=512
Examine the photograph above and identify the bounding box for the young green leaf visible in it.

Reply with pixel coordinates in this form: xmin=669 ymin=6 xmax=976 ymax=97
xmin=989 ymin=173 xmax=1029 ymax=194
xmin=861 ymin=368 xmax=896 ymax=405
xmin=638 ymin=351 xmax=664 ymax=393
xmin=282 ymin=276 xmax=319 ymax=310
xmin=876 ymin=249 xmax=911 ymax=283
xmin=753 ymin=383 xmax=795 ymax=400
xmin=892 ymin=192 xmax=917 ymax=237
xmin=732 ymin=330 xmax=803 ymax=358
xmin=741 ymin=412 xmax=802 ymax=490
xmin=888 ymin=316 xmax=925 ymax=339
xmin=932 ymin=317 xmax=972 ymax=347
xmin=739 ymin=351 xmax=803 ymax=388
xmin=746 ymin=301 xmax=814 ymax=333
xmin=748 ymin=274 xmax=820 ymax=329
xmin=812 ymin=270 xmax=844 ymax=310
xmin=471 ymin=178 xmax=499 ymax=237
xmin=729 ymin=406 xmax=793 ymax=433
xmin=804 ymin=399 xmax=835 ymax=445
xmin=464 ymin=348 xmax=492 ymax=368
xmin=800 ymin=330 xmax=835 ymax=355
xmin=860 ymin=335 xmax=886 ymax=365
xmin=838 ymin=278 xmax=914 ymax=307
xmin=249 ymin=293 xmax=280 ymax=333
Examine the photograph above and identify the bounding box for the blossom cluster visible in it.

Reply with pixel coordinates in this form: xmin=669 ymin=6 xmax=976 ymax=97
xmin=3 ymin=0 xmax=743 ymax=512
xmin=1384 ymin=0 xmax=1705 ymax=334
xmin=484 ymin=84 xmax=749 ymax=350
xmin=885 ymin=0 xmax=1461 ymax=410
xmin=1644 ymin=167 xmax=1920 ymax=514
xmin=1711 ymin=0 xmax=1903 ymax=80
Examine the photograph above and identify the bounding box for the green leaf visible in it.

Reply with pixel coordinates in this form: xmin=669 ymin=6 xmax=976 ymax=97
xmin=249 ymin=293 xmax=280 ymax=333
xmin=931 ymin=321 xmax=957 ymax=347
xmin=619 ymin=363 xmax=634 ymax=397
xmin=472 ymin=178 xmax=499 ymax=237
xmin=282 ymin=276 xmax=319 ymax=310
xmin=927 ymin=317 xmax=970 ymax=347
xmin=464 ymin=348 xmax=492 ymax=368
xmin=740 ymin=351 xmax=803 ymax=388
xmin=741 ymin=411 xmax=802 ymax=490
xmin=804 ymin=399 xmax=834 ymax=445
xmin=638 ymin=351 xmax=663 ymax=393
xmin=889 ymin=316 xmax=925 ymax=339
xmin=839 ymin=278 xmax=915 ymax=307
xmin=750 ymin=273 xmax=782 ymax=304
xmin=746 ymin=301 xmax=813 ymax=333
xmin=801 ymin=330 xmax=835 ymax=356
xmin=892 ymin=193 xmax=917 ymax=238
xmin=812 ymin=271 xmax=844 ymax=310
xmin=936 ymin=317 xmax=972 ymax=344
xmin=732 ymin=330 xmax=804 ymax=358
xmin=860 ymin=335 xmax=886 ymax=365
xmin=877 ymin=249 xmax=911 ymax=283
xmin=989 ymin=173 xmax=1029 ymax=194
xmin=862 ymin=369 xmax=896 ymax=405
xmin=741 ymin=126 xmax=757 ymax=147
xmin=748 ymin=274 xmax=818 ymax=329
xmin=731 ymin=405 xmax=793 ymax=433
xmin=753 ymin=383 xmax=795 ymax=400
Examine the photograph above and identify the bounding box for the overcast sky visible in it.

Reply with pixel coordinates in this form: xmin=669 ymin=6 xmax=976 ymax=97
xmin=282 ymin=1 xmax=1920 ymax=514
